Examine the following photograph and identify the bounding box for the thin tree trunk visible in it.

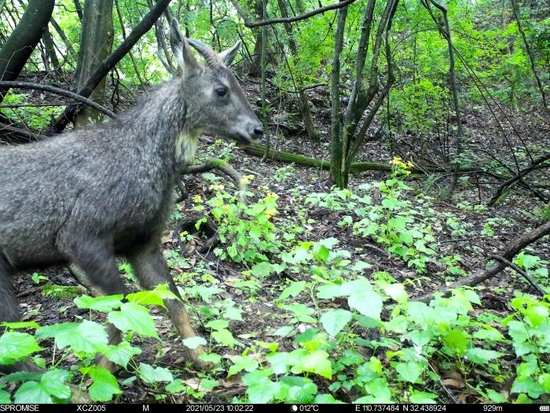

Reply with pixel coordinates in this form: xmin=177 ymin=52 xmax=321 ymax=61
xmin=423 ymin=0 xmax=463 ymax=197
xmin=510 ymin=0 xmax=549 ymax=114
xmin=330 ymin=5 xmax=348 ymax=188
xmin=74 ymin=0 xmax=114 ymax=127
xmin=276 ymin=0 xmax=319 ymax=141
xmin=41 ymin=25 xmax=62 ymax=78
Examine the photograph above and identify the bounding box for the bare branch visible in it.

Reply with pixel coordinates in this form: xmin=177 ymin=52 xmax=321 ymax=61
xmin=416 ymin=219 xmax=550 ymax=302
xmin=230 ymin=0 xmax=360 ymax=28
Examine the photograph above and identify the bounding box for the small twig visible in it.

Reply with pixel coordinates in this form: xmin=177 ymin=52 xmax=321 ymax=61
xmin=230 ymin=0 xmax=360 ymax=28
xmin=0 ymin=122 xmax=49 ymax=141
xmin=488 ymin=254 xmax=546 ymax=296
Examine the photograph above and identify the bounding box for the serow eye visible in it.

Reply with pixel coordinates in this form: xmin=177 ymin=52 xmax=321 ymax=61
xmin=216 ymin=86 xmax=228 ymax=97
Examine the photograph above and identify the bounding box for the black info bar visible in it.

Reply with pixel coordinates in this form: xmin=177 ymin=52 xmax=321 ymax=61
xmin=0 ymin=405 xmax=546 ymax=413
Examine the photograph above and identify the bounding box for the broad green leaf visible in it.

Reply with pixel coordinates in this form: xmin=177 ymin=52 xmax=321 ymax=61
xmin=317 ymin=278 xmax=373 ymax=299
xmin=250 ymin=262 xmax=274 ymax=277
xmin=314 ymin=394 xmax=345 ymax=403
xmin=395 ymin=361 xmax=424 ymax=383
xmin=294 ymin=350 xmax=332 ymax=379
xmin=524 ymin=304 xmax=549 ymax=328
xmin=317 ymin=237 xmax=339 ymax=249
xmin=398 ymin=230 xmax=414 ymax=246
xmin=485 ymin=388 xmax=507 ymax=403
xmin=388 ymin=216 xmax=407 ymax=231
xmin=448 ymin=289 xmax=476 ymax=313
xmin=292 ymin=248 xmax=312 ymax=264
xmin=246 ymin=381 xmax=281 ymax=404
xmin=314 ymin=245 xmax=330 ymax=262
xmin=40 ymin=369 xmax=72 ymax=400
xmin=273 ymin=325 xmax=295 ymax=337
xmin=223 ymin=306 xmax=243 ymax=321
xmin=320 ymin=309 xmax=352 ymax=336
xmin=199 ymin=352 xmax=222 ymax=365
xmin=280 ymin=304 xmax=316 ymax=323
xmin=127 ymin=285 xmax=176 ymax=307
xmin=0 ymin=389 xmax=10 ymax=403
xmin=284 ymin=377 xmax=317 ymax=403
xmin=74 ymin=294 xmax=123 ymax=312
xmin=13 ymin=369 xmax=71 ymax=403
xmin=82 ymin=366 xmax=122 ymax=402
xmin=102 ymin=341 xmax=142 ymax=369
xmin=442 ymin=329 xmax=470 ymax=355
xmin=182 ymin=336 xmax=207 ymax=350
xmin=384 ymin=283 xmax=408 ymax=304
xmin=465 ymin=348 xmax=503 ymax=364
xmin=206 ymin=319 xmax=229 ymax=330
xmin=108 ymin=302 xmax=158 ymax=338
xmin=511 ymin=374 xmax=544 ymax=399
xmin=348 ymin=290 xmax=383 ymax=319
xmin=0 ymin=332 xmax=42 ymax=364
xmin=267 ymin=352 xmax=291 ymax=375
xmin=243 ymin=370 xmax=279 ymax=404
xmin=211 ymin=328 xmax=241 ymax=349
xmin=316 ymin=283 xmax=347 ymax=299
xmin=381 ymin=197 xmax=400 ymax=210
xmin=539 ymin=373 xmax=550 ymax=392
xmin=192 ymin=285 xmax=224 ymax=302
xmin=14 ymin=381 xmax=53 ymax=404
xmin=406 ymin=330 xmax=434 ymax=347
xmin=473 ymin=327 xmax=505 ymax=342
xmin=357 ymin=378 xmax=392 ymax=403
xmin=409 ymin=391 xmax=437 ymax=403
xmin=198 ymin=378 xmax=216 ymax=391
xmin=166 ymin=379 xmax=185 ymax=394
xmin=37 ymin=320 xmax=107 ymax=354
xmin=279 ymin=281 xmax=306 ymax=301
xmin=138 ymin=363 xmax=174 ymax=384
xmin=227 ymin=355 xmax=259 ymax=377
xmin=406 ymin=301 xmax=436 ymax=327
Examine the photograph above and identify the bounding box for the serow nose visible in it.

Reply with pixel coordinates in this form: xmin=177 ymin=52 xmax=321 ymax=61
xmin=253 ymin=126 xmax=264 ymax=139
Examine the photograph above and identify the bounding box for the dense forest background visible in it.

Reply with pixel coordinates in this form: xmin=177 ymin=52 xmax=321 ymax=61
xmin=0 ymin=0 xmax=549 ymax=404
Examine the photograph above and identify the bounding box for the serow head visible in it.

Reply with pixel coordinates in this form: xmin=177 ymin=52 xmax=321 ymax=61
xmin=170 ymin=19 xmax=263 ymax=145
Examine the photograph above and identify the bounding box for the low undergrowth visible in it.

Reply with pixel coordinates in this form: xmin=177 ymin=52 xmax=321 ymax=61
xmin=1 ymin=158 xmax=548 ymax=403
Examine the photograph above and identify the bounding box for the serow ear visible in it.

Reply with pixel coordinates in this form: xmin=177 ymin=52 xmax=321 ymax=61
xmin=219 ymin=40 xmax=241 ymax=67
xmin=169 ymin=18 xmax=199 ymax=75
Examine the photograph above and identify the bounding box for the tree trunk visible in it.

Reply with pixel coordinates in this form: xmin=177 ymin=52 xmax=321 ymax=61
xmin=331 ymin=0 xmax=399 ymax=188
xmin=0 ymin=0 xmax=55 ymax=104
xmin=74 ymin=0 xmax=114 ymax=127
xmin=276 ymin=0 xmax=319 ymax=141
xmin=330 ymin=4 xmax=348 ymax=188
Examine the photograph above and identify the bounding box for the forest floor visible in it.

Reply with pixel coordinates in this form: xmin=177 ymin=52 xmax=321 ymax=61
xmin=8 ymin=79 xmax=550 ymax=404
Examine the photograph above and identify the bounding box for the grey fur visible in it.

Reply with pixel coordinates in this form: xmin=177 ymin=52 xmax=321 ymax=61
xmin=0 ymin=20 xmax=262 ymax=372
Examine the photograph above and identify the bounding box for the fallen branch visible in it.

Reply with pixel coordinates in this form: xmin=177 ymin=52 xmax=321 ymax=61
xmin=488 ymin=152 xmax=550 ymax=206
xmin=415 ymin=219 xmax=550 ymax=302
xmin=241 ymin=143 xmax=394 ymax=173
xmin=488 ymin=254 xmax=546 ymax=296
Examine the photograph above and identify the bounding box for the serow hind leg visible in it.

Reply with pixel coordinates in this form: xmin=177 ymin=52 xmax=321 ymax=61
xmin=62 ymin=241 xmax=127 ymax=371
xmin=129 ymin=247 xmax=206 ymax=369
